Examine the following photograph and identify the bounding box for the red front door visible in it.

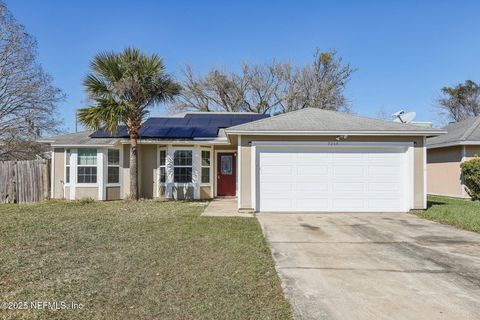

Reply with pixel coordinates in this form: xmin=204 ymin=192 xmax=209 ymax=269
xmin=217 ymin=153 xmax=236 ymax=196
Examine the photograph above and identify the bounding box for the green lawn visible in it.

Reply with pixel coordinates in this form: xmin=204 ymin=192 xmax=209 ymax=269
xmin=414 ymin=195 xmax=480 ymax=233
xmin=0 ymin=200 xmax=292 ymax=320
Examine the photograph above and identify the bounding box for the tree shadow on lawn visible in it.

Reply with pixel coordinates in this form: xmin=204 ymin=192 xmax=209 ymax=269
xmin=426 ymin=200 xmax=447 ymax=209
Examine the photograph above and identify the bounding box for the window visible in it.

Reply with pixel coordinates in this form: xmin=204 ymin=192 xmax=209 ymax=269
xmin=159 ymin=150 xmax=166 ymax=183
xmin=65 ymin=149 xmax=71 ymax=184
xmin=201 ymin=150 xmax=210 ymax=183
xmin=173 ymin=150 xmax=192 ymax=183
xmin=220 ymin=155 xmax=233 ymax=175
xmin=108 ymin=149 xmax=120 ymax=184
xmin=77 ymin=149 xmax=97 ymax=183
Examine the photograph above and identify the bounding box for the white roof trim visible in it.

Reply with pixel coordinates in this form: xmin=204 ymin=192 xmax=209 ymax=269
xmin=119 ymin=139 xmax=230 ymax=145
xmin=50 ymin=144 xmax=117 ymax=148
xmin=427 ymin=140 xmax=480 ymax=149
xmin=226 ymin=130 xmax=445 ymax=136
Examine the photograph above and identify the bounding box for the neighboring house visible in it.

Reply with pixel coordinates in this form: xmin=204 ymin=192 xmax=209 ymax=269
xmin=426 ymin=115 xmax=480 ymax=198
xmin=41 ymin=108 xmax=443 ymax=212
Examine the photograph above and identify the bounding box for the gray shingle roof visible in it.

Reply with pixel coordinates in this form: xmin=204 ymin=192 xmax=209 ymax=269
xmin=38 ymin=131 xmax=118 ymax=146
xmin=427 ymin=115 xmax=480 ymax=148
xmin=226 ymin=108 xmax=444 ymax=135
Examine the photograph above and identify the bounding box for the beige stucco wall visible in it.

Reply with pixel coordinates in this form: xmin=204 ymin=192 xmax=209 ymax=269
xmin=427 ymin=145 xmax=480 ymax=199
xmin=139 ymin=144 xmax=157 ymax=199
xmin=76 ymin=187 xmax=98 ymax=200
xmin=53 ymin=148 xmax=65 ymax=199
xmin=64 ymin=186 xmax=70 ymax=200
xmin=466 ymin=145 xmax=480 ymax=158
xmin=200 ymin=186 xmax=212 ymax=199
xmin=427 ymin=146 xmax=465 ymax=198
xmin=106 ymin=186 xmax=120 ymax=200
xmin=122 ymin=144 xmax=131 ymax=198
xmin=238 ymin=135 xmax=426 ymax=211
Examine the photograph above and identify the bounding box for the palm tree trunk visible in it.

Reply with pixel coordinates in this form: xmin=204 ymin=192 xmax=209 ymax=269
xmin=129 ymin=135 xmax=139 ymax=200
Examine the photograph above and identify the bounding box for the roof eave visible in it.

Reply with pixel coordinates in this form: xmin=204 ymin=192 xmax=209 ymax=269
xmin=427 ymin=140 xmax=480 ymax=149
xmin=226 ymin=130 xmax=446 ymax=136
xmin=119 ymin=138 xmax=230 ymax=145
xmin=50 ymin=143 xmax=118 ymax=148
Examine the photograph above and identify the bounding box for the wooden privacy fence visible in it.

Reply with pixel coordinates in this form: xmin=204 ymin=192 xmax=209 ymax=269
xmin=0 ymin=159 xmax=50 ymax=203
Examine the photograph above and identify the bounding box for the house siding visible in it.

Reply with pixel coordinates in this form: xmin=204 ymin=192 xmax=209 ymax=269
xmin=76 ymin=187 xmax=98 ymax=200
xmin=122 ymin=144 xmax=131 ymax=198
xmin=466 ymin=145 xmax=480 ymax=158
xmin=139 ymin=144 xmax=157 ymax=199
xmin=239 ymin=135 xmax=426 ymax=211
xmin=53 ymin=148 xmax=65 ymax=199
xmin=106 ymin=186 xmax=120 ymax=200
xmin=427 ymin=146 xmax=467 ymax=198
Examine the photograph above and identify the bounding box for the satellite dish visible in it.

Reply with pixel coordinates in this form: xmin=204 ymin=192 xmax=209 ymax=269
xmin=392 ymin=110 xmax=416 ymax=123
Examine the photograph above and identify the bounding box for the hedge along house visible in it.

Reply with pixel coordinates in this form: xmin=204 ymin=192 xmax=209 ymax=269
xmin=426 ymin=115 xmax=480 ymax=198
xmin=42 ymin=108 xmax=444 ymax=212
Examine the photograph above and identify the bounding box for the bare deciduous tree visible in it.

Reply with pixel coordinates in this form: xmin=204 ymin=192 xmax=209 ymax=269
xmin=437 ymin=80 xmax=480 ymax=122
xmin=0 ymin=1 xmax=64 ymax=160
xmin=172 ymin=49 xmax=356 ymax=114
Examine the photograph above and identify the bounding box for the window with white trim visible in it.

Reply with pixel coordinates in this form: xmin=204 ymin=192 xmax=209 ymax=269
xmin=77 ymin=149 xmax=97 ymax=183
xmin=173 ymin=150 xmax=192 ymax=183
xmin=159 ymin=149 xmax=166 ymax=183
xmin=201 ymin=150 xmax=210 ymax=184
xmin=107 ymin=149 xmax=120 ymax=184
xmin=65 ymin=149 xmax=71 ymax=184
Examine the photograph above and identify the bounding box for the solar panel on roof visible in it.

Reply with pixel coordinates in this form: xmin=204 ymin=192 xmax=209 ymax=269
xmin=192 ymin=127 xmax=219 ymax=138
xmin=90 ymin=113 xmax=269 ymax=139
xmin=167 ymin=127 xmax=195 ymax=138
xmin=140 ymin=127 xmax=170 ymax=137
xmin=90 ymin=126 xmax=129 ymax=138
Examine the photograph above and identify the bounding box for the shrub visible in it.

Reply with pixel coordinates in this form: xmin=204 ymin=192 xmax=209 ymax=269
xmin=79 ymin=197 xmax=95 ymax=205
xmin=460 ymin=157 xmax=480 ymax=200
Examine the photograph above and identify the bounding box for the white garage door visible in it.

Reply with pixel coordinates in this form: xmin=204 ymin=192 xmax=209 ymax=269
xmin=257 ymin=146 xmax=411 ymax=212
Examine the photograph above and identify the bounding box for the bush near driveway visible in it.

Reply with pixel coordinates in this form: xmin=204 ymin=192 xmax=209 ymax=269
xmin=414 ymin=195 xmax=480 ymax=233
xmin=0 ymin=200 xmax=292 ymax=320
xmin=461 ymin=157 xmax=480 ymax=200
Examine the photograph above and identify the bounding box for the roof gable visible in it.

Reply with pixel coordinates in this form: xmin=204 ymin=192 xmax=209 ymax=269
xmin=227 ymin=108 xmax=443 ymax=134
xmin=427 ymin=115 xmax=480 ymax=148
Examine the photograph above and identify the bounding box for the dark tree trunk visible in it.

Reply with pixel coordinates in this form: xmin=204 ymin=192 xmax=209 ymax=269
xmin=129 ymin=135 xmax=139 ymax=200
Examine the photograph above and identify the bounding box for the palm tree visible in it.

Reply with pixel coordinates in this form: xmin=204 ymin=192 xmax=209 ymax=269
xmin=78 ymin=48 xmax=181 ymax=200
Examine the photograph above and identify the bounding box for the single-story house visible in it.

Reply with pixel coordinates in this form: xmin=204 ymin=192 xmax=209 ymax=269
xmin=42 ymin=108 xmax=443 ymax=212
xmin=427 ymin=115 xmax=480 ymax=198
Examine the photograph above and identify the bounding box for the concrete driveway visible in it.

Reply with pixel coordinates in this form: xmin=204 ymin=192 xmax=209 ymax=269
xmin=257 ymin=212 xmax=480 ymax=320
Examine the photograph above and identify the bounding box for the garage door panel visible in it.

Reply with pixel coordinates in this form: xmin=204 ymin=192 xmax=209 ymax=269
xmin=295 ymin=198 xmax=329 ymax=210
xmin=261 ymin=165 xmax=293 ymax=175
xmin=333 ymin=166 xmax=365 ymax=176
xmin=296 ymin=183 xmax=329 ymax=193
xmin=258 ymin=146 xmax=409 ymax=212
xmin=333 ymin=182 xmax=365 ymax=192
xmin=367 ymin=199 xmax=404 ymax=209
xmin=332 ymin=198 xmax=366 ymax=209
xmin=297 ymin=165 xmax=328 ymax=176
xmin=368 ymin=166 xmax=401 ymax=176
xmin=368 ymin=182 xmax=401 ymax=192
xmin=261 ymin=198 xmax=293 ymax=211
xmin=260 ymin=182 xmax=293 ymax=193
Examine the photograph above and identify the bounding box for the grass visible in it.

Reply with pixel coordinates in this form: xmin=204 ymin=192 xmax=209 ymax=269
xmin=0 ymin=200 xmax=292 ymax=320
xmin=414 ymin=195 xmax=480 ymax=233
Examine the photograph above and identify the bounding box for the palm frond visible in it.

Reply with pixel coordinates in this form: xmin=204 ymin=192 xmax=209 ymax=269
xmin=79 ymin=47 xmax=181 ymax=134
xmin=77 ymin=97 xmax=122 ymax=132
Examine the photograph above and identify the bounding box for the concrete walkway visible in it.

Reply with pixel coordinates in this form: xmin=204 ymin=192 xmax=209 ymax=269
xmin=258 ymin=212 xmax=480 ymax=320
xmin=201 ymin=198 xmax=253 ymax=217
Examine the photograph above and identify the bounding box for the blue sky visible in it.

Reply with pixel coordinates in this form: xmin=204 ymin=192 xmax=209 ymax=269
xmin=7 ymin=0 xmax=480 ymax=131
